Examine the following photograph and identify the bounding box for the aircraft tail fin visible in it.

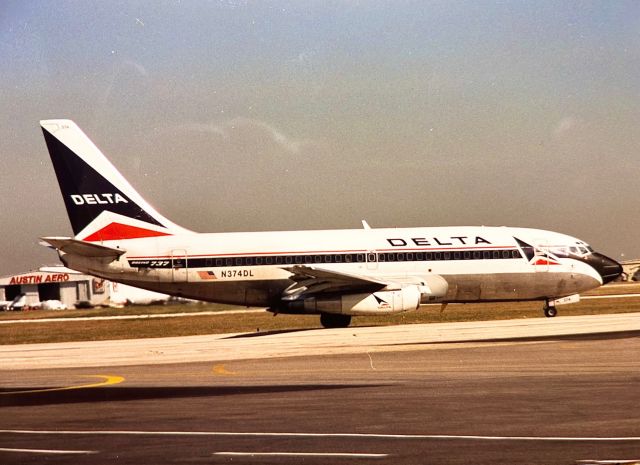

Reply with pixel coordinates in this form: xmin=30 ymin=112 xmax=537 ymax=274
xmin=40 ymin=119 xmax=192 ymax=241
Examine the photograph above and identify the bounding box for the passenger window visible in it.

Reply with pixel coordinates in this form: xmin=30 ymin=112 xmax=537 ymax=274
xmin=473 ymin=251 xmax=480 ymax=259
xmin=416 ymin=252 xmax=424 ymax=261
xmin=334 ymin=255 xmax=342 ymax=263
xmin=493 ymin=251 xmax=500 ymax=259
xmin=345 ymin=254 xmax=353 ymax=263
xmin=453 ymin=252 xmax=460 ymax=260
xmin=483 ymin=251 xmax=490 ymax=259
xmin=397 ymin=253 xmax=405 ymax=261
xmin=443 ymin=252 xmax=451 ymax=260
xmin=226 ymin=258 xmax=233 ymax=266
xmin=367 ymin=253 xmax=376 ymax=262
xmin=356 ymin=254 xmax=365 ymax=262
xmin=235 ymin=258 xmax=242 ymax=266
xmin=215 ymin=258 xmax=223 ymax=267
xmin=406 ymin=252 xmax=414 ymax=261
xmin=463 ymin=251 xmax=470 ymax=260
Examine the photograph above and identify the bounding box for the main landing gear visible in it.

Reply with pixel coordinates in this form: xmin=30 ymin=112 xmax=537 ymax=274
xmin=543 ymin=300 xmax=557 ymax=318
xmin=320 ymin=313 xmax=352 ymax=328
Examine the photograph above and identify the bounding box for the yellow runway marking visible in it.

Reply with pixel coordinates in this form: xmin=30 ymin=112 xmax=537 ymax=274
xmin=0 ymin=375 xmax=124 ymax=395
xmin=212 ymin=364 xmax=236 ymax=376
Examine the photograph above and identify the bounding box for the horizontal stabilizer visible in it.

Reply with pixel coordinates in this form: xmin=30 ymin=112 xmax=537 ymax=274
xmin=40 ymin=236 xmax=125 ymax=259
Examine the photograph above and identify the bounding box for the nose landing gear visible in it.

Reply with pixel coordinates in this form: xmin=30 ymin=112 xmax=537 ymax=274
xmin=543 ymin=300 xmax=557 ymax=318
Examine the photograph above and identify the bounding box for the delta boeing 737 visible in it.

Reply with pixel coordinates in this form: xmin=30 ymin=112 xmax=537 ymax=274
xmin=39 ymin=119 xmax=622 ymax=327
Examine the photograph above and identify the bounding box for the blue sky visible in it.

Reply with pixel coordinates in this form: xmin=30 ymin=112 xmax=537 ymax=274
xmin=0 ymin=1 xmax=639 ymax=274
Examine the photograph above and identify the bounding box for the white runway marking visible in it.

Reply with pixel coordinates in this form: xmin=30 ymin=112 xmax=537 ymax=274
xmin=0 ymin=447 xmax=97 ymax=455
xmin=576 ymin=461 xmax=640 ymax=464
xmin=214 ymin=451 xmax=388 ymax=458
xmin=1 ymin=429 xmax=639 ymax=442
xmin=582 ymin=294 xmax=640 ymax=299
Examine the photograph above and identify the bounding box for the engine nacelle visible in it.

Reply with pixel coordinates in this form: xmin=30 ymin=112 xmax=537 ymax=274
xmin=277 ymin=286 xmax=422 ymax=316
xmin=416 ymin=274 xmax=449 ymax=303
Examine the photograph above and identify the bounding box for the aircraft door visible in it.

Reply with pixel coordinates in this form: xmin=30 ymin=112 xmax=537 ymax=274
xmin=534 ymin=241 xmax=549 ymax=272
xmin=171 ymin=249 xmax=189 ymax=282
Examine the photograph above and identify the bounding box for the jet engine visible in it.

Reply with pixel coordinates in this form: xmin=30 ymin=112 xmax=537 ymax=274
xmin=276 ymin=285 xmax=422 ymax=316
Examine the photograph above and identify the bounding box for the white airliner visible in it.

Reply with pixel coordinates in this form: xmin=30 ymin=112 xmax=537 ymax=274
xmin=39 ymin=119 xmax=622 ymax=327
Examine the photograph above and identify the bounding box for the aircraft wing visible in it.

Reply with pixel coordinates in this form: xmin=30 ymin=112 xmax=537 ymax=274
xmin=281 ymin=265 xmax=388 ymax=300
xmin=40 ymin=237 xmax=125 ymax=260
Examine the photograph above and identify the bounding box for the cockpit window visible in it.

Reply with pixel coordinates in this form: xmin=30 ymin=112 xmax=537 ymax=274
xmin=514 ymin=238 xmax=592 ymax=260
xmin=546 ymin=244 xmax=592 ymax=258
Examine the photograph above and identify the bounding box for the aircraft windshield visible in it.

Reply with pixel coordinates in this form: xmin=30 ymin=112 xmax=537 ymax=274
xmin=544 ymin=243 xmax=592 ymax=257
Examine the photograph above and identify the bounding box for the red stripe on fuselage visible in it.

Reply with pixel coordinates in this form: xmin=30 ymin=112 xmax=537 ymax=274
xmin=82 ymin=222 xmax=171 ymax=241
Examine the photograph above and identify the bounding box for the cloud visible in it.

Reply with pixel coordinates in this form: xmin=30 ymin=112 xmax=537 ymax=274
xmin=553 ymin=116 xmax=581 ymax=138
xmin=122 ymin=59 xmax=149 ymax=77
xmin=177 ymin=117 xmax=311 ymax=154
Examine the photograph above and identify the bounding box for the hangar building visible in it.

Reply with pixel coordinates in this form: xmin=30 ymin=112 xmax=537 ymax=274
xmin=0 ymin=267 xmax=109 ymax=308
xmin=0 ymin=267 xmax=169 ymax=309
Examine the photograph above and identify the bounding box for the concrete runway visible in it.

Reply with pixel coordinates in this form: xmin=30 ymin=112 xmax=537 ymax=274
xmin=1 ymin=314 xmax=639 ymax=464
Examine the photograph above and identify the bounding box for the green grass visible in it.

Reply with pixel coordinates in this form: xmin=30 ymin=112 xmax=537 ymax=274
xmin=1 ymin=288 xmax=639 ymax=345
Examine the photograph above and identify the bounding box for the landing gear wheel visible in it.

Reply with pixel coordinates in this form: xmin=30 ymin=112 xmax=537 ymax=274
xmin=320 ymin=313 xmax=352 ymax=328
xmin=543 ymin=303 xmax=557 ymax=318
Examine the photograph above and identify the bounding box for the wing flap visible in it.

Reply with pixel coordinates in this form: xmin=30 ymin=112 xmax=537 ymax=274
xmin=282 ymin=265 xmax=449 ymax=301
xmin=282 ymin=265 xmax=387 ymax=300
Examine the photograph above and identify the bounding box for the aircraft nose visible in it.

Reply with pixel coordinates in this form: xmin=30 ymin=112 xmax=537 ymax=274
xmin=587 ymin=252 xmax=623 ymax=284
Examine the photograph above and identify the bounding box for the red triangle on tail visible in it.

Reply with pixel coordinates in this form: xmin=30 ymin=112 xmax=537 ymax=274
xmin=82 ymin=222 xmax=171 ymax=241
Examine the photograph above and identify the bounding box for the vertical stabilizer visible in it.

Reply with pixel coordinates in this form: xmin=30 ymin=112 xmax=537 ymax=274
xmin=40 ymin=119 xmax=192 ymax=241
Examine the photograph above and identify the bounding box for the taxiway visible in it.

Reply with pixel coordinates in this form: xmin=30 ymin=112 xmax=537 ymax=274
xmin=1 ymin=314 xmax=639 ymax=464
